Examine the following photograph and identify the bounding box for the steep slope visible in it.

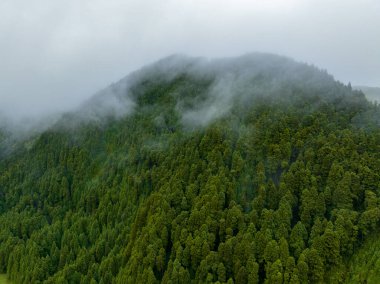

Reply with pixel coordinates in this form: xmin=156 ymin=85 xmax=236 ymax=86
xmin=0 ymin=54 xmax=379 ymax=283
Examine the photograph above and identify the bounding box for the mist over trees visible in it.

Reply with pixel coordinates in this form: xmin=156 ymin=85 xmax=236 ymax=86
xmin=0 ymin=54 xmax=379 ymax=283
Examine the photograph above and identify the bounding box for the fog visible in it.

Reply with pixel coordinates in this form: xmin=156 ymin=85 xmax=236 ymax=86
xmin=0 ymin=0 xmax=379 ymax=123
xmin=152 ymin=54 xmax=337 ymax=127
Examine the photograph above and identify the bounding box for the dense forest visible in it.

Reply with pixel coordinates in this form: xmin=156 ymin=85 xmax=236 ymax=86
xmin=0 ymin=54 xmax=379 ymax=283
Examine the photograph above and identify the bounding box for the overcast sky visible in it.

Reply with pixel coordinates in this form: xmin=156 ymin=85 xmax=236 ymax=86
xmin=1 ymin=0 xmax=379 ymax=120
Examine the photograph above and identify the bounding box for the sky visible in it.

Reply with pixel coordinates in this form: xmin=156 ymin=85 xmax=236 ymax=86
xmin=0 ymin=0 xmax=379 ymax=120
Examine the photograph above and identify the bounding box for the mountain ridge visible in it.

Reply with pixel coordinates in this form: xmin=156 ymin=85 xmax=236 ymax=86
xmin=0 ymin=54 xmax=379 ymax=283
xmin=53 ymin=53 xmax=365 ymax=130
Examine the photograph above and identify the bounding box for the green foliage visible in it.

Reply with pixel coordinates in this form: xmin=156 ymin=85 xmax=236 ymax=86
xmin=0 ymin=56 xmax=379 ymax=283
xmin=344 ymin=231 xmax=380 ymax=283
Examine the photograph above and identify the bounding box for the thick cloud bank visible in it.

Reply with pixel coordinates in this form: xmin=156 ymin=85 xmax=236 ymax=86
xmin=0 ymin=0 xmax=379 ymax=124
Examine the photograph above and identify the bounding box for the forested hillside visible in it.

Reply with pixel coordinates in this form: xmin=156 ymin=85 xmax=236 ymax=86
xmin=0 ymin=54 xmax=379 ymax=283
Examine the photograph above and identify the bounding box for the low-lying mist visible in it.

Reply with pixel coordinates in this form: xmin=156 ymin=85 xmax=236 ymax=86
xmin=0 ymin=52 xmax=375 ymax=151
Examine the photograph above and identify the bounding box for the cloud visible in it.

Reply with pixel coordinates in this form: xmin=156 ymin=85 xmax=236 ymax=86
xmin=134 ymin=53 xmax=334 ymax=128
xmin=0 ymin=0 xmax=379 ymax=123
xmin=76 ymin=79 xmax=135 ymax=123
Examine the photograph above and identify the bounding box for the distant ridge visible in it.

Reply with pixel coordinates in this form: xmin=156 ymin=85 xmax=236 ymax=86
xmin=354 ymin=85 xmax=380 ymax=102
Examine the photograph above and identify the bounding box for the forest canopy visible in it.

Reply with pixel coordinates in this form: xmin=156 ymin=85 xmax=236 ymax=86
xmin=0 ymin=54 xmax=379 ymax=283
